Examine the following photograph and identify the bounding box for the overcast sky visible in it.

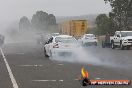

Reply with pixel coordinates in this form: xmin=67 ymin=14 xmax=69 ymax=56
xmin=0 ymin=0 xmax=111 ymax=22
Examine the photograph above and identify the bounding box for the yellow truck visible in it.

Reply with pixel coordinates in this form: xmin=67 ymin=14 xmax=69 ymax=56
xmin=60 ymin=20 xmax=88 ymax=39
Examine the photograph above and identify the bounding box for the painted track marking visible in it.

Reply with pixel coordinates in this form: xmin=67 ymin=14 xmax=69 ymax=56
xmin=0 ymin=48 xmax=19 ymax=88
xmin=95 ymin=78 xmax=101 ymax=79
xmin=19 ymin=65 xmax=43 ymax=67
xmin=59 ymin=80 xmax=63 ymax=82
xmin=32 ymin=80 xmax=63 ymax=82
xmin=74 ymin=79 xmax=79 ymax=80
xmin=58 ymin=64 xmax=63 ymax=66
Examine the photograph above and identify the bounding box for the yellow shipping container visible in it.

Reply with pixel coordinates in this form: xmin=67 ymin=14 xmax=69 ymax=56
xmin=60 ymin=20 xmax=88 ymax=38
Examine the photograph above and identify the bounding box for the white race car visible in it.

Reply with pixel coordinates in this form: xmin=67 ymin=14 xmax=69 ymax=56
xmin=44 ymin=35 xmax=79 ymax=58
xmin=80 ymin=34 xmax=98 ymax=46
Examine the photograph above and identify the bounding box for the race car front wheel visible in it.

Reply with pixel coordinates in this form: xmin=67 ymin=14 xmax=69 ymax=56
xmin=44 ymin=47 xmax=49 ymax=57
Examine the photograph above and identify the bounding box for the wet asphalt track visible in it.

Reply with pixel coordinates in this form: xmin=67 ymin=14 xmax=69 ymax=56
xmin=0 ymin=42 xmax=132 ymax=88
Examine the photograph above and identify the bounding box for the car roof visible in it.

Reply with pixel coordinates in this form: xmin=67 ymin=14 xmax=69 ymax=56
xmin=116 ymin=31 xmax=132 ymax=32
xmin=54 ymin=35 xmax=73 ymax=38
xmin=52 ymin=33 xmax=59 ymax=34
xmin=85 ymin=34 xmax=94 ymax=35
xmin=51 ymin=33 xmax=60 ymax=37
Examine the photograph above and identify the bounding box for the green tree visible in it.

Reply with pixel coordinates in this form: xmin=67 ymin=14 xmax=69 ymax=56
xmin=105 ymin=0 xmax=132 ymax=30
xmin=31 ymin=11 xmax=57 ymax=30
xmin=31 ymin=11 xmax=48 ymax=29
xmin=48 ymin=14 xmax=56 ymax=25
xmin=96 ymin=14 xmax=114 ymax=35
xmin=19 ymin=16 xmax=31 ymax=30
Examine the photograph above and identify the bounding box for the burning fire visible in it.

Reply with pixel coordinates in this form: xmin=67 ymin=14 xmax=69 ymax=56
xmin=79 ymin=67 xmax=130 ymax=86
xmin=81 ymin=67 xmax=89 ymax=78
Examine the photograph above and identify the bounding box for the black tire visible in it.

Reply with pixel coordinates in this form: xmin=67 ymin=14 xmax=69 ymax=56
xmin=111 ymin=41 xmax=115 ymax=49
xmin=44 ymin=47 xmax=49 ymax=57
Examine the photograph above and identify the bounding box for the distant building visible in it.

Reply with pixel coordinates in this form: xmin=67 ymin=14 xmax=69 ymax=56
xmin=60 ymin=20 xmax=88 ymax=38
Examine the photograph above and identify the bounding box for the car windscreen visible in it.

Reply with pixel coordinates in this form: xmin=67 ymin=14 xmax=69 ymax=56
xmin=85 ymin=35 xmax=95 ymax=38
xmin=55 ymin=37 xmax=77 ymax=43
xmin=121 ymin=32 xmax=132 ymax=37
xmin=52 ymin=33 xmax=59 ymax=37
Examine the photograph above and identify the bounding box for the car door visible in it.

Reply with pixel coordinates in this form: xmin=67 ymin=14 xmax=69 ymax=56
xmin=116 ymin=33 xmax=121 ymax=45
xmin=114 ymin=32 xmax=120 ymax=45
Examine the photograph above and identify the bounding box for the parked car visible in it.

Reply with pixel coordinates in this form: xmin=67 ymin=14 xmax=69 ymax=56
xmin=111 ymin=31 xmax=132 ymax=50
xmin=79 ymin=34 xmax=98 ymax=46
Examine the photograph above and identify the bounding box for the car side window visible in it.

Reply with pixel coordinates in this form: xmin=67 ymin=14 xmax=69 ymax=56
xmin=45 ymin=37 xmax=53 ymax=44
xmin=48 ymin=37 xmax=53 ymax=43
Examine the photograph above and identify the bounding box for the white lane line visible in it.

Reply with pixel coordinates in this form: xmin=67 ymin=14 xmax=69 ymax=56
xmin=32 ymin=80 xmax=64 ymax=82
xmin=19 ymin=65 xmax=43 ymax=67
xmin=58 ymin=64 xmax=63 ymax=66
xmin=0 ymin=48 xmax=19 ymax=88
xmin=95 ymin=78 xmax=101 ymax=79
xmin=59 ymin=80 xmax=63 ymax=82
xmin=51 ymin=80 xmax=57 ymax=82
xmin=32 ymin=80 xmax=57 ymax=82
xmin=74 ymin=79 xmax=79 ymax=81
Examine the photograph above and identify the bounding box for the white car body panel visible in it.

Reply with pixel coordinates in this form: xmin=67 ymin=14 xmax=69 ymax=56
xmin=44 ymin=35 xmax=79 ymax=57
xmin=111 ymin=31 xmax=132 ymax=47
xmin=81 ymin=34 xmax=98 ymax=44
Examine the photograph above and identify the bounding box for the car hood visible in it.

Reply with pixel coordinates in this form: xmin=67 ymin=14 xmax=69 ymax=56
xmin=122 ymin=36 xmax=132 ymax=40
